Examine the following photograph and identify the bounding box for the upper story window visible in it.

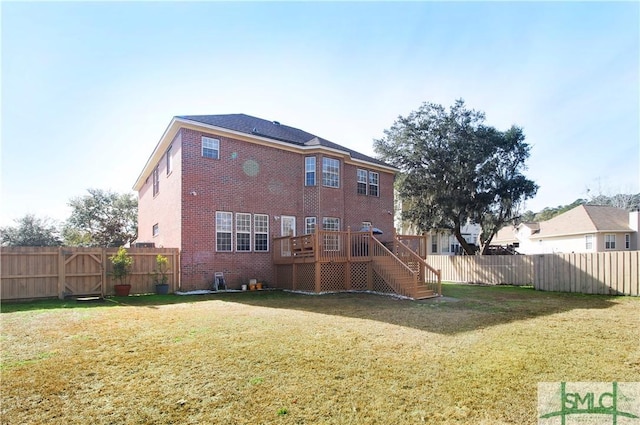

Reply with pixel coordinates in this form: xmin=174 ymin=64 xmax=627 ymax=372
xmin=585 ymin=235 xmax=593 ymax=250
xmin=254 ymin=214 xmax=269 ymax=252
xmin=202 ymin=136 xmax=220 ymax=159
xmin=368 ymin=171 xmax=379 ymax=197
xmin=305 ymin=217 xmax=317 ymax=234
xmin=357 ymin=169 xmax=367 ymax=195
xmin=625 ymin=234 xmax=630 ymax=249
xmin=166 ymin=145 xmax=173 ymax=175
xmin=236 ymin=213 xmax=251 ymax=252
xmin=305 ymin=157 xmax=316 ymax=186
xmin=216 ymin=211 xmax=233 ymax=252
xmin=322 ymin=157 xmax=340 ymax=188
xmin=152 ymin=223 xmax=159 ymax=237
xmin=152 ymin=165 xmax=160 ymax=196
xmin=605 ymin=234 xmax=616 ymax=250
xmin=357 ymin=169 xmax=379 ymax=196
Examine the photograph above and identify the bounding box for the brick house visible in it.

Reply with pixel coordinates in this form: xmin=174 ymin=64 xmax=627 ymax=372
xmin=133 ymin=114 xmax=403 ymax=291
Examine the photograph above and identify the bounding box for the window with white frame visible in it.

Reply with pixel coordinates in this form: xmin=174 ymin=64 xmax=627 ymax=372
xmin=202 ymin=136 xmax=220 ymax=159
xmin=357 ymin=169 xmax=367 ymax=195
xmin=152 ymin=223 xmax=159 ymax=237
xmin=254 ymin=214 xmax=269 ymax=252
xmin=305 ymin=157 xmax=316 ymax=186
xmin=152 ymin=165 xmax=160 ymax=196
xmin=431 ymin=237 xmax=438 ymax=253
xmin=216 ymin=211 xmax=232 ymax=251
xmin=166 ymin=145 xmax=172 ymax=175
xmin=236 ymin=213 xmax=251 ymax=252
xmin=305 ymin=217 xmax=317 ymax=234
xmin=585 ymin=235 xmax=593 ymax=250
xmin=368 ymin=171 xmax=379 ymax=196
xmin=605 ymin=234 xmax=616 ymax=250
xmin=322 ymin=217 xmax=340 ymax=251
xmin=441 ymin=235 xmax=450 ymax=253
xmin=625 ymin=234 xmax=630 ymax=249
xmin=322 ymin=157 xmax=340 ymax=188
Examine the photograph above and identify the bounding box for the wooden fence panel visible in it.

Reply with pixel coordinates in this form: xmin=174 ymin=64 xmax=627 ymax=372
xmin=426 ymin=255 xmax=534 ymax=286
xmin=1 ymin=247 xmax=180 ymax=300
xmin=533 ymin=251 xmax=640 ymax=296
xmin=426 ymin=252 xmax=638 ymax=296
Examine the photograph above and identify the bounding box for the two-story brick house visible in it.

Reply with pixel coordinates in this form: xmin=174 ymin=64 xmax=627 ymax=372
xmin=134 ymin=114 xmax=399 ymax=291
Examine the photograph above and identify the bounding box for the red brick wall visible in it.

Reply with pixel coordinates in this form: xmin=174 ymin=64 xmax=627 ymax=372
xmin=139 ymin=126 xmax=395 ymax=291
xmin=137 ymin=133 xmax=182 ymax=250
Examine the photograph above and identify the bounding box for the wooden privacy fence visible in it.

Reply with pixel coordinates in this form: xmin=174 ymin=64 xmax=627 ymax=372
xmin=1 ymin=247 xmax=180 ymax=300
xmin=426 ymin=251 xmax=639 ymax=296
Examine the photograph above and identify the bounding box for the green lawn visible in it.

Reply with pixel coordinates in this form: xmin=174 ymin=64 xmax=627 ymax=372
xmin=1 ymin=284 xmax=639 ymax=424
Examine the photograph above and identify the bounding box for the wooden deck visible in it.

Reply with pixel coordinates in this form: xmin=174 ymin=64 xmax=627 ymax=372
xmin=272 ymin=230 xmax=441 ymax=299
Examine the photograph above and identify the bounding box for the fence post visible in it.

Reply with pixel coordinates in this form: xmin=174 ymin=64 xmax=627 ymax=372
xmin=57 ymin=247 xmax=65 ymax=300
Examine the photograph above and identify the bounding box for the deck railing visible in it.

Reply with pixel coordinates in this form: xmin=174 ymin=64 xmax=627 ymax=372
xmin=391 ymin=239 xmax=442 ymax=296
xmin=273 ymin=230 xmax=380 ymax=264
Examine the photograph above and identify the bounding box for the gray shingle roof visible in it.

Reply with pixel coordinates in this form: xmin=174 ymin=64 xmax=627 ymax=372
xmin=177 ymin=113 xmax=392 ymax=168
xmin=538 ymin=205 xmax=632 ymax=237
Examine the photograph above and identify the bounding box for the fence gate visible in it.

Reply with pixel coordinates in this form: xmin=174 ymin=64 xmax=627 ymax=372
xmin=61 ymin=249 xmax=105 ymax=297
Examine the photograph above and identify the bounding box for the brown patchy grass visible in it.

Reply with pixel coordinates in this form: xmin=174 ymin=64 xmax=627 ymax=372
xmin=1 ymin=284 xmax=639 ymax=424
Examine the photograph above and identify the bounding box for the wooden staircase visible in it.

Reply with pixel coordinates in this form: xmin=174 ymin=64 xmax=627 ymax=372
xmin=370 ymin=238 xmax=440 ymax=300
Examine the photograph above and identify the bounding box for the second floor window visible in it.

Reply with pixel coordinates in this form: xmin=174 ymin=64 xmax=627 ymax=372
xmin=357 ymin=169 xmax=367 ymax=195
xmin=322 ymin=157 xmax=340 ymax=188
xmin=202 ymin=136 xmax=220 ymax=159
xmin=357 ymin=169 xmax=379 ymax=196
xmin=166 ymin=145 xmax=172 ymax=175
xmin=305 ymin=157 xmax=316 ymax=186
xmin=152 ymin=166 xmax=160 ymax=196
xmin=605 ymin=234 xmax=616 ymax=250
xmin=152 ymin=223 xmax=159 ymax=237
xmin=368 ymin=171 xmax=379 ymax=197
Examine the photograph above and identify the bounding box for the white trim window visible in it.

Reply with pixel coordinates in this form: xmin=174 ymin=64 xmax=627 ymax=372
xmin=305 ymin=217 xmax=317 ymax=234
xmin=166 ymin=145 xmax=173 ymax=175
xmin=585 ymin=235 xmax=593 ymax=250
xmin=152 ymin=223 xmax=159 ymax=237
xmin=322 ymin=217 xmax=340 ymax=251
xmin=357 ymin=169 xmax=367 ymax=195
xmin=322 ymin=157 xmax=340 ymax=188
xmin=202 ymin=136 xmax=220 ymax=159
xmin=236 ymin=213 xmax=251 ymax=252
xmin=605 ymin=234 xmax=616 ymax=250
xmin=254 ymin=214 xmax=269 ymax=252
xmin=305 ymin=157 xmax=316 ymax=186
xmin=368 ymin=171 xmax=379 ymax=197
xmin=216 ymin=211 xmax=233 ymax=252
xmin=152 ymin=165 xmax=160 ymax=196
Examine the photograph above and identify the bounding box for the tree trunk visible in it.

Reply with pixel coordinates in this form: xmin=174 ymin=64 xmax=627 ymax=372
xmin=453 ymin=225 xmax=475 ymax=255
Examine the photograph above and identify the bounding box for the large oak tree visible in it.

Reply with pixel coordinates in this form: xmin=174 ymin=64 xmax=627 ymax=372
xmin=374 ymin=99 xmax=538 ymax=255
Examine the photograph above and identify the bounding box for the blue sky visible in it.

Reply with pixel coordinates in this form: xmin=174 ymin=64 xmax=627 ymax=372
xmin=1 ymin=1 xmax=638 ymax=226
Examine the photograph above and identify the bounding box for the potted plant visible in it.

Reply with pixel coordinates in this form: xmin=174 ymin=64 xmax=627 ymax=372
xmin=151 ymin=254 xmax=170 ymax=295
xmin=110 ymin=247 xmax=133 ymax=296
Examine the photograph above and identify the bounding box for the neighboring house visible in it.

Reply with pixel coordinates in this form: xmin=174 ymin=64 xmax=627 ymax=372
xmin=134 ymin=114 xmax=397 ymax=290
xmin=493 ymin=205 xmax=639 ymax=254
xmin=394 ymin=196 xmax=481 ymax=255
